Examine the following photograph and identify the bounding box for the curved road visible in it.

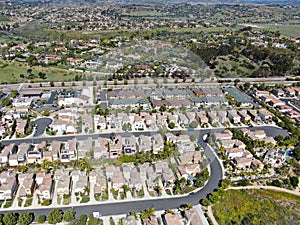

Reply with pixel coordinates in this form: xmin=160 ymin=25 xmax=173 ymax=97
xmin=0 ymin=125 xmax=288 ymax=217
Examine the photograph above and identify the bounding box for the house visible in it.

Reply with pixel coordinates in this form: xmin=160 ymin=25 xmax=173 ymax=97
xmin=109 ymin=135 xmax=122 ymax=158
xmin=156 ymin=113 xmax=167 ymax=127
xmin=152 ymin=134 xmax=164 ymax=154
xmin=106 ymin=165 xmax=120 ymax=180
xmin=54 ymin=169 xmax=70 ymax=196
xmin=184 ymin=208 xmax=203 ymax=225
xmin=0 ymin=172 xmax=18 ymax=200
xmin=227 ymin=110 xmax=241 ymax=124
xmin=255 ymin=90 xmax=272 ymax=98
xmin=163 ymin=213 xmax=181 ymax=225
xmin=49 ymin=140 xmax=61 ymax=161
xmin=89 ymin=169 xmax=106 ymax=195
xmin=225 ymin=148 xmax=252 ymax=159
xmin=146 ymin=166 xmax=160 ymax=192
xmin=251 ymin=159 xmax=264 ymax=171
xmin=144 ymin=113 xmax=155 ymax=128
xmin=138 ymin=135 xmax=152 ymax=152
xmin=207 ymin=111 xmax=219 ymax=125
xmin=176 ymin=141 xmax=195 ymax=153
xmin=73 ymin=174 xmax=88 ymax=194
xmin=35 ymin=173 xmax=53 ymax=200
xmin=61 ymin=138 xmax=77 ymax=162
xmin=122 ymin=216 xmax=137 ymax=225
xmin=178 ymin=164 xmax=200 ymax=179
xmin=217 ymin=111 xmax=228 ymax=124
xmin=77 ymin=138 xmax=93 ymax=159
xmin=269 ymin=98 xmax=285 ymax=107
xmin=185 ymin=112 xmax=196 ymax=124
xmin=212 ymin=130 xmax=233 ymax=141
xmin=272 ymin=89 xmax=285 ymax=97
xmin=94 ymin=115 xmax=106 ymax=130
xmin=133 ymin=115 xmax=144 ymax=130
xmin=277 ymin=105 xmax=293 ymax=113
xmin=178 ymin=113 xmax=189 ymax=128
xmin=81 ymin=114 xmax=93 ymax=132
xmin=195 ymin=111 xmax=209 ymax=126
xmin=18 ymin=174 xmax=35 ymax=198
xmin=122 ymin=164 xmax=135 ymax=183
xmin=142 ymin=215 xmax=159 ymax=225
xmin=284 ymin=87 xmax=296 ymax=97
xmin=16 ymin=119 xmax=27 ymax=136
xmin=247 ymin=110 xmax=262 ymax=123
xmin=238 ymin=110 xmax=251 ymax=123
xmin=18 ymin=143 xmax=30 ymax=164
xmin=259 ymin=108 xmax=273 ymax=123
xmin=8 ymin=143 xmax=30 ymax=166
xmin=51 ymin=119 xmax=67 ymax=134
xmin=154 ymin=161 xmax=169 ymax=174
xmin=94 ymin=137 xmax=109 ymax=159
xmin=129 ymin=169 xmax=143 ymax=191
xmin=177 ymin=151 xmax=202 ymax=165
xmin=123 ymin=136 xmax=137 ymax=155
xmin=27 ymin=141 xmax=45 ymax=163
xmin=112 ymin=171 xmax=125 ymax=190
xmin=0 ymin=144 xmax=15 ymax=165
xmin=233 ymin=157 xmax=253 ymax=168
xmin=217 ymin=139 xmax=246 ymax=149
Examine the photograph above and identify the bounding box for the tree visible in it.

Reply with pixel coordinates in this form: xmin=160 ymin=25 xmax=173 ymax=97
xmin=71 ymin=215 xmax=89 ymax=225
xmin=48 ymin=209 xmax=63 ymax=224
xmin=243 ymin=82 xmax=251 ymax=90
xmin=234 ymin=79 xmax=240 ymax=86
xmin=63 ymin=209 xmax=75 ymax=222
xmin=290 ymin=176 xmax=299 ymax=189
xmin=50 ymin=81 xmax=54 ymax=87
xmin=168 ymin=122 xmax=175 ymax=129
xmin=10 ymin=90 xmax=18 ymax=98
xmin=87 ymin=214 xmax=103 ymax=225
xmin=37 ymin=215 xmax=46 ymax=224
xmin=1 ymin=97 xmax=12 ymax=107
xmin=3 ymin=213 xmax=18 ymax=225
xmin=42 ymin=110 xmax=51 ymax=117
xmin=159 ymin=105 xmax=167 ymax=112
xmin=140 ymin=208 xmax=155 ymax=220
xmin=18 ymin=212 xmax=34 ymax=225
xmin=201 ymin=197 xmax=211 ymax=206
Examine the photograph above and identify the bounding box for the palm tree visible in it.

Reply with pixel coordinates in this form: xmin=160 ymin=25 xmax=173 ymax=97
xmin=154 ymin=185 xmax=162 ymax=196
xmin=83 ymin=185 xmax=90 ymax=195
xmin=140 ymin=208 xmax=155 ymax=220
xmin=122 ymin=184 xmax=130 ymax=193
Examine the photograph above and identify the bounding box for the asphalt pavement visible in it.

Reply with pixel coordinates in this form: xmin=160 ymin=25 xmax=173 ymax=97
xmin=0 ymin=131 xmax=223 ymax=217
xmin=33 ymin=118 xmax=53 ymax=137
xmin=0 ymin=125 xmax=289 ymax=217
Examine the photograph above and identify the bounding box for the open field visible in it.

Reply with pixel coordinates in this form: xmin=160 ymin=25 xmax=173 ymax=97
xmin=213 ymin=189 xmax=300 ymax=225
xmin=0 ymin=60 xmax=82 ymax=84
xmin=254 ymin=24 xmax=300 ymax=38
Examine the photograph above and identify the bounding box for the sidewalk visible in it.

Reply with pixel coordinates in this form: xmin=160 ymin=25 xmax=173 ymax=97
xmin=207 ymin=206 xmax=219 ymax=225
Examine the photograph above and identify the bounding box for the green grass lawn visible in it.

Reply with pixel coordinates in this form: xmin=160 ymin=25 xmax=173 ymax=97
xmin=3 ymin=200 xmax=13 ymax=208
xmin=0 ymin=60 xmax=81 ymax=84
xmin=63 ymin=195 xmax=71 ymax=205
xmin=24 ymin=197 xmax=33 ymax=207
xmin=254 ymin=24 xmax=300 ymax=38
xmin=80 ymin=195 xmax=90 ymax=203
xmin=213 ymin=189 xmax=300 ymax=225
